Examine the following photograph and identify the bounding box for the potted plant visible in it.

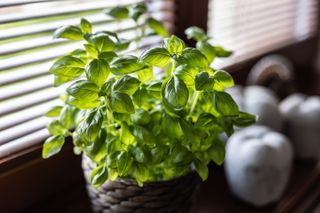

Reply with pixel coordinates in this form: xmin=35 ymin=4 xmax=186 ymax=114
xmin=43 ymin=3 xmax=255 ymax=212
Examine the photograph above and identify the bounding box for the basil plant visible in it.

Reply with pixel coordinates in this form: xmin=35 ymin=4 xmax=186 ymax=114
xmin=43 ymin=3 xmax=255 ymax=187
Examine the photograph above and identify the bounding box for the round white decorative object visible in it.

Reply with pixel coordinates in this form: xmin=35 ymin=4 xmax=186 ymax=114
xmin=225 ymin=126 xmax=293 ymax=207
xmin=226 ymin=85 xmax=282 ymax=131
xmin=279 ymin=94 xmax=320 ymax=160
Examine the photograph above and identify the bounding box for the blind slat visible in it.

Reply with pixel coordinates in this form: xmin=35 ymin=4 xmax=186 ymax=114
xmin=208 ymin=0 xmax=318 ymax=67
xmin=0 ymin=0 xmax=174 ymax=156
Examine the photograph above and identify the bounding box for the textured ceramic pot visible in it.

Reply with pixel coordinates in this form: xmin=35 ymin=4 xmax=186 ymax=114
xmin=280 ymin=94 xmax=320 ymax=160
xmin=224 ymin=126 xmax=293 ymax=206
xmin=82 ymin=155 xmax=199 ymax=213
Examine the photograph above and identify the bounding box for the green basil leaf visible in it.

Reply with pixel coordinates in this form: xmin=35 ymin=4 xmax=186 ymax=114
xmin=163 ymin=76 xmax=189 ymax=108
xmin=139 ymin=47 xmax=171 ymax=68
xmin=90 ymin=34 xmax=115 ymax=52
xmin=85 ymin=59 xmax=110 ymax=87
xmin=68 ymin=97 xmax=100 ymax=109
xmin=196 ymin=40 xmax=216 ymax=63
xmin=180 ymin=48 xmax=208 ymax=68
xmin=53 ymin=25 xmax=83 ymax=40
xmin=47 ymin=120 xmax=66 ymax=135
xmin=85 ymin=129 xmax=107 ymax=163
xmin=136 ymin=66 xmax=153 ymax=83
xmin=232 ymin=112 xmax=257 ymax=127
xmin=134 ymin=163 xmax=149 ymax=185
xmin=130 ymin=146 xmax=150 ymax=163
xmin=110 ymin=55 xmax=145 ymax=75
xmin=193 ymin=158 xmax=208 ymax=181
xmin=100 ymin=77 xmax=116 ymax=96
xmin=98 ymin=51 xmax=117 ymax=63
xmin=42 ymin=135 xmax=65 ymax=159
xmin=208 ymin=139 xmax=225 ymax=165
xmin=150 ymin=146 xmax=169 ymax=164
xmin=80 ymin=18 xmax=92 ymax=34
xmin=50 ymin=56 xmax=85 ymax=77
xmin=162 ymin=113 xmax=183 ymax=139
xmin=212 ymin=70 xmax=234 ymax=91
xmin=147 ymin=17 xmax=168 ymax=37
xmin=184 ymin=26 xmax=207 ymax=41
xmin=67 ymin=80 xmax=99 ymax=101
xmin=90 ymin=163 xmax=108 ymax=188
xmin=108 ymin=92 xmax=135 ymax=113
xmin=131 ymin=109 xmax=151 ymax=125
xmin=132 ymin=87 xmax=149 ymax=109
xmin=83 ymin=109 xmax=104 ymax=142
xmin=84 ymin=43 xmax=98 ymax=58
xmin=68 ymin=49 xmax=88 ymax=64
xmin=44 ymin=106 xmax=62 ymax=117
xmin=107 ymin=151 xmax=121 ymax=169
xmin=195 ymin=113 xmax=217 ymax=128
xmin=112 ymin=75 xmax=141 ymax=95
xmin=59 ymin=106 xmax=72 ymax=128
xmin=129 ymin=3 xmax=147 ymax=21
xmin=120 ymin=122 xmax=135 ymax=145
xmin=195 ymin=71 xmax=213 ymax=91
xmin=214 ymin=46 xmax=232 ymax=57
xmin=172 ymin=145 xmax=193 ymax=166
xmin=115 ymin=39 xmax=131 ymax=51
xmin=130 ymin=125 xmax=156 ymax=145
xmin=163 ymin=35 xmax=185 ymax=55
xmin=117 ymin=151 xmax=133 ymax=176
xmin=212 ymin=91 xmax=239 ymax=116
xmin=174 ymin=64 xmax=198 ymax=87
xmin=106 ymin=6 xmax=129 ymax=20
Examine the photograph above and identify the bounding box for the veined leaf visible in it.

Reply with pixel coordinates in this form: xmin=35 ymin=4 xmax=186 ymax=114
xmin=50 ymin=56 xmax=85 ymax=77
xmin=212 ymin=91 xmax=239 ymax=116
xmin=110 ymin=55 xmax=145 ymax=75
xmin=112 ymin=75 xmax=141 ymax=95
xmin=108 ymin=92 xmax=135 ymax=113
xmin=67 ymin=80 xmax=99 ymax=101
xmin=163 ymin=76 xmax=189 ymax=108
xmin=90 ymin=163 xmax=108 ymax=188
xmin=185 ymin=26 xmax=207 ymax=41
xmin=85 ymin=59 xmax=110 ymax=87
xmin=195 ymin=71 xmax=214 ymax=91
xmin=212 ymin=70 xmax=234 ymax=91
xmin=163 ymin=35 xmax=185 ymax=55
xmin=106 ymin=6 xmax=129 ymax=20
xmin=90 ymin=33 xmax=115 ymax=52
xmin=174 ymin=64 xmax=198 ymax=87
xmin=53 ymin=25 xmax=83 ymax=40
xmin=193 ymin=158 xmax=208 ymax=181
xmin=44 ymin=106 xmax=62 ymax=117
xmin=80 ymin=18 xmax=92 ymax=34
xmin=147 ymin=17 xmax=168 ymax=37
xmin=117 ymin=151 xmax=133 ymax=176
xmin=42 ymin=135 xmax=65 ymax=159
xmin=139 ymin=47 xmax=171 ymax=68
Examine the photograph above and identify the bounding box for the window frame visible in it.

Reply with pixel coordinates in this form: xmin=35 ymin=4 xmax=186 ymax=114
xmin=1 ymin=0 xmax=320 ymax=211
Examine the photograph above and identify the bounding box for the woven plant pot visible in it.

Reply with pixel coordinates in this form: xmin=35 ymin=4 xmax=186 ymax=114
xmin=82 ymin=155 xmax=199 ymax=213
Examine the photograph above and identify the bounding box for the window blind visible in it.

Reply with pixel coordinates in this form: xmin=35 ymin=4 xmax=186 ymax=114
xmin=207 ymin=0 xmax=318 ymax=68
xmin=0 ymin=0 xmax=175 ymax=158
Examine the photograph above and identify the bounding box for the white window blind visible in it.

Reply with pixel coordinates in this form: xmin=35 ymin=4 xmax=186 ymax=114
xmin=0 ymin=0 xmax=175 ymax=158
xmin=208 ymin=0 xmax=318 ymax=68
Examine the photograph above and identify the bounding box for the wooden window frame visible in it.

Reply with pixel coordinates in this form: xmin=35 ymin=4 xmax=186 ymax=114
xmin=1 ymin=0 xmax=320 ymax=211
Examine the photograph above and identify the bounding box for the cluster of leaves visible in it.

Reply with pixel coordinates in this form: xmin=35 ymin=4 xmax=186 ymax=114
xmin=43 ymin=3 xmax=255 ymax=187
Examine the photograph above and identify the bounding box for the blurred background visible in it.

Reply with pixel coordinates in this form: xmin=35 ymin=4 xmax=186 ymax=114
xmin=0 ymin=0 xmax=319 ymax=212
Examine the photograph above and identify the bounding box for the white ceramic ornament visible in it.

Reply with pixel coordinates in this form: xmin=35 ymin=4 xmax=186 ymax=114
xmin=224 ymin=126 xmax=293 ymax=206
xmin=279 ymin=94 xmax=320 ymax=160
xmin=226 ymin=85 xmax=282 ymax=131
